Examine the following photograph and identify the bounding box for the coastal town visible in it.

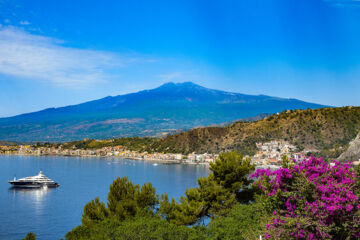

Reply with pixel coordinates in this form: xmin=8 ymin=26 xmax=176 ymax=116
xmin=252 ymin=140 xmax=303 ymax=168
xmin=0 ymin=144 xmax=217 ymax=164
xmin=0 ymin=140 xmax=314 ymax=167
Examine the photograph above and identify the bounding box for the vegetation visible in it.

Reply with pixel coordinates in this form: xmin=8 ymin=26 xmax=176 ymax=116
xmin=62 ymin=137 xmax=156 ymax=151
xmin=64 ymin=151 xmax=261 ymax=240
xmin=149 ymin=107 xmax=360 ymax=159
xmin=24 ymin=151 xmax=360 ymax=239
xmin=252 ymin=157 xmax=360 ymax=239
xmin=207 ymin=202 xmax=270 ymax=240
xmin=0 ymin=141 xmax=20 ymax=146
xmin=158 ymin=151 xmax=255 ymax=226
xmin=66 ymin=216 xmax=207 ymax=240
xmin=46 ymin=107 xmax=360 ymax=160
xmin=22 ymin=232 xmax=37 ymax=240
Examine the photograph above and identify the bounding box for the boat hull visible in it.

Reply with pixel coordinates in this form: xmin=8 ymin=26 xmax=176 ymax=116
xmin=8 ymin=181 xmax=59 ymax=188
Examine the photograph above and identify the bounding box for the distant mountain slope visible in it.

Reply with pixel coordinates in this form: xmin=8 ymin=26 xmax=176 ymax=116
xmin=0 ymin=82 xmax=326 ymax=142
xmin=148 ymin=107 xmax=360 ymax=159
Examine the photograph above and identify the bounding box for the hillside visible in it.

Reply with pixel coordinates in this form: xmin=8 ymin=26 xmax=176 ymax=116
xmin=0 ymin=82 xmax=325 ymax=142
xmin=338 ymin=131 xmax=360 ymax=161
xmin=56 ymin=107 xmax=360 ymax=160
xmin=148 ymin=107 xmax=360 ymax=158
xmin=0 ymin=141 xmax=18 ymax=146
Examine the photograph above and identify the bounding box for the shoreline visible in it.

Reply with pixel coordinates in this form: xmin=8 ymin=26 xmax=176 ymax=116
xmin=0 ymin=153 xmax=210 ymax=166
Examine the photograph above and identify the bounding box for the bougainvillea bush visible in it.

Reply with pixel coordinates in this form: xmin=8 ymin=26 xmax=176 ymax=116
xmin=251 ymin=157 xmax=360 ymax=240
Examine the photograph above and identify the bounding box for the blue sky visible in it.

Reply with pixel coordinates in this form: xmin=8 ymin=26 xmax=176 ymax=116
xmin=0 ymin=0 xmax=360 ymax=117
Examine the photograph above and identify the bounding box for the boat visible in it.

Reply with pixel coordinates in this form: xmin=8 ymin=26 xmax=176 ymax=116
xmin=8 ymin=171 xmax=60 ymax=188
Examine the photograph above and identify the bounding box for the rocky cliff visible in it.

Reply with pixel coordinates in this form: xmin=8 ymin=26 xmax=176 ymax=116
xmin=338 ymin=131 xmax=360 ymax=162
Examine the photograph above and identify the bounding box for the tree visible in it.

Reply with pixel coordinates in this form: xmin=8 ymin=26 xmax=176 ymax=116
xmin=208 ymin=203 xmax=269 ymax=240
xmin=281 ymin=154 xmax=291 ymax=168
xmin=81 ymin=197 xmax=109 ymax=227
xmin=66 ymin=216 xmax=207 ymax=240
xmin=159 ymin=191 xmax=204 ymax=226
xmin=159 ymin=177 xmax=236 ymax=226
xmin=81 ymin=177 xmax=158 ymax=228
xmin=107 ymin=176 xmax=158 ymax=220
xmin=159 ymin=151 xmax=255 ymax=225
xmin=210 ymin=151 xmax=256 ymax=202
xmin=67 ymin=177 xmax=161 ymax=239
xmin=23 ymin=232 xmax=36 ymax=240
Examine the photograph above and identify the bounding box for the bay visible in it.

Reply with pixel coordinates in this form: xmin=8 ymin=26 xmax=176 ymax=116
xmin=0 ymin=155 xmax=209 ymax=240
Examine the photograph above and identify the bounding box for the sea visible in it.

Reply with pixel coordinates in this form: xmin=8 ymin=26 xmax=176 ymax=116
xmin=0 ymin=155 xmax=210 ymax=240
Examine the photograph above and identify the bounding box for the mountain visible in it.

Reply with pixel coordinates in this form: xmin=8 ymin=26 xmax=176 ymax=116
xmin=0 ymin=82 xmax=327 ymax=142
xmin=147 ymin=107 xmax=360 ymax=159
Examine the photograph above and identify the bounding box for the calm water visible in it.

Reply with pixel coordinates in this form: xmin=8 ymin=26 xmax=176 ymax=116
xmin=0 ymin=155 xmax=209 ymax=240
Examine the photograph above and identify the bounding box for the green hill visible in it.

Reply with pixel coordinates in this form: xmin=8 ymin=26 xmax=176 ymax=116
xmin=59 ymin=106 xmax=360 ymax=160
xmin=148 ymin=106 xmax=360 ymax=158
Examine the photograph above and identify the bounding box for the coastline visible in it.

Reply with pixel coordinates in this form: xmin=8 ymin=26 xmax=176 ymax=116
xmin=0 ymin=153 xmax=210 ymax=166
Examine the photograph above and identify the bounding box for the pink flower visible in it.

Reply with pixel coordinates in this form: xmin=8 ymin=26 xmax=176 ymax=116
xmin=253 ymin=156 xmax=360 ymax=239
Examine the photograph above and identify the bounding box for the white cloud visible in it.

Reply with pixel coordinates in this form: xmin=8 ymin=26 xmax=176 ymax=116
xmin=0 ymin=26 xmax=136 ymax=88
xmin=19 ymin=20 xmax=30 ymax=25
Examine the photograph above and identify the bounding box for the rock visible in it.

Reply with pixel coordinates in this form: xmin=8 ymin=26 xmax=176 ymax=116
xmin=338 ymin=132 xmax=360 ymax=161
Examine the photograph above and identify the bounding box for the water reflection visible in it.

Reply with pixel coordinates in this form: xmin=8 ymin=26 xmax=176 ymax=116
xmin=8 ymin=187 xmax=55 ymax=215
xmin=9 ymin=186 xmax=55 ymax=198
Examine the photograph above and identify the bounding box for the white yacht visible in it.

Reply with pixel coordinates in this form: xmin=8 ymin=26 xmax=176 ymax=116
xmin=8 ymin=171 xmax=59 ymax=188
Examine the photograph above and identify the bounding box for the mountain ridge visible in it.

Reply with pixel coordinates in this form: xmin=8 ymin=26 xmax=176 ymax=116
xmin=0 ymin=82 xmax=327 ymax=142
